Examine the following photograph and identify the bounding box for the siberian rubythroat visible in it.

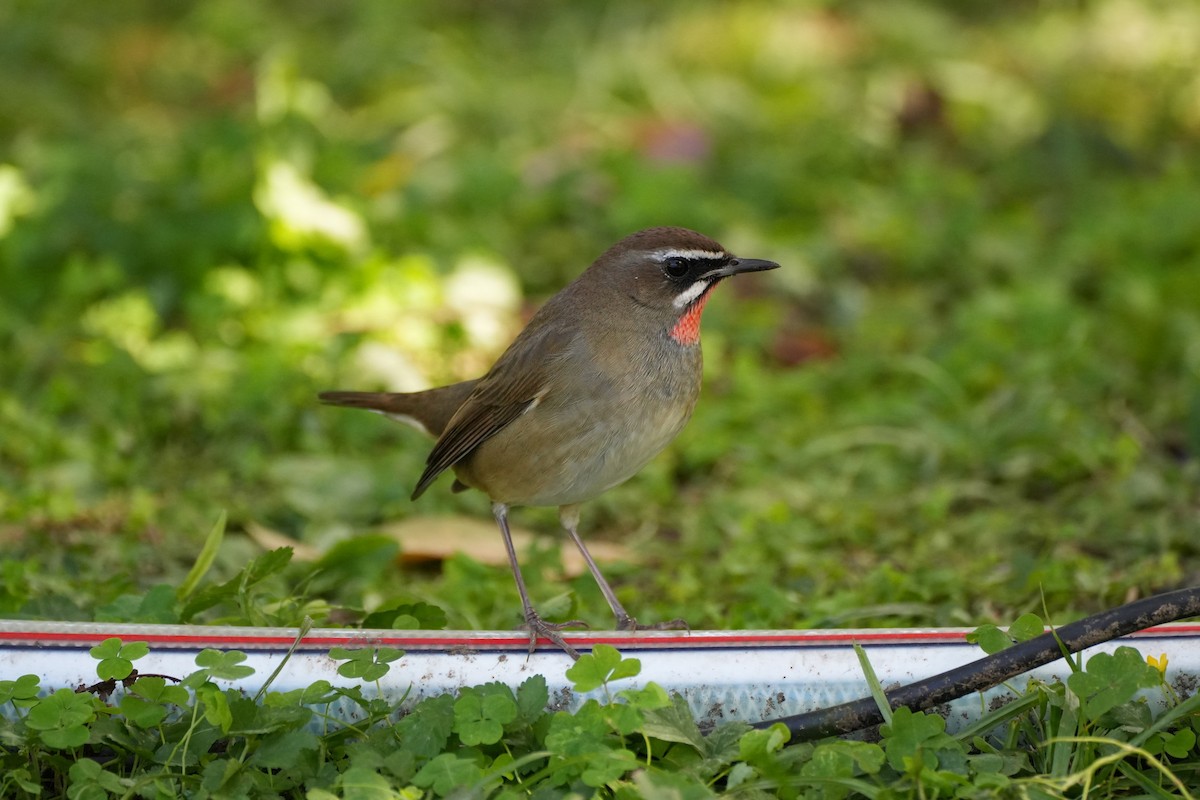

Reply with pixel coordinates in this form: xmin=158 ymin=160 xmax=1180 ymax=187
xmin=320 ymin=227 xmax=780 ymax=658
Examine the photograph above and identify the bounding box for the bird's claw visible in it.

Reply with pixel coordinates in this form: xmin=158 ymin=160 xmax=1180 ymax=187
xmin=522 ymin=612 xmax=589 ymax=660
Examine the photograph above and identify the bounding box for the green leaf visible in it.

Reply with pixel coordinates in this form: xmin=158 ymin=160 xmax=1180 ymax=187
xmin=121 ymin=643 xmax=150 ymax=662
xmin=1107 ymin=699 xmax=1153 ymax=730
xmin=245 ymin=546 xmax=294 ymax=584
xmin=180 ymin=548 xmax=293 ymax=622
xmin=581 ymin=747 xmax=640 ymax=788
xmin=738 ymin=723 xmax=790 ymax=768
xmin=1067 ymin=646 xmax=1161 ymax=721
xmin=131 ymin=675 xmax=189 ymax=706
xmin=618 ymin=681 xmax=672 ymax=711
xmin=375 ymin=646 xmax=405 ymax=663
xmin=565 ymin=644 xmax=641 ymax=692
xmin=700 ymin=721 xmax=751 ymax=763
xmin=177 ymin=510 xmax=226 ymax=601
xmin=66 ymin=779 xmax=109 ymax=800
xmin=802 ymin=740 xmax=886 ymax=781
xmin=225 ymin=697 xmax=311 ymax=736
xmin=361 ymin=601 xmax=447 ymax=630
xmin=382 ymin=748 xmax=418 ymax=784
xmin=119 ymin=694 xmax=168 ymax=728
xmin=1162 ymin=728 xmax=1196 ymax=759
xmin=154 ymin=723 xmax=221 ymax=768
xmin=546 ymin=704 xmax=639 ymax=786
xmin=602 ymin=701 xmax=644 ymax=737
xmin=339 ymin=764 xmax=399 ymax=800
xmin=516 ymin=674 xmax=549 ymax=723
xmin=193 ymin=649 xmax=256 ymax=681
xmin=879 ymin=707 xmax=961 ymax=773
xmin=25 ymin=689 xmax=96 ymax=750
xmin=412 ymin=753 xmax=484 ymax=795
xmin=251 ymin=729 xmax=320 ymax=769
xmin=545 ymin=701 xmax=611 ymax=756
xmin=300 ymin=679 xmax=339 ymax=705
xmin=88 ymin=637 xmax=123 ymax=660
xmin=1008 ymin=613 xmax=1045 ymax=642
xmin=41 ymin=725 xmax=90 ymax=750
xmin=94 ymin=638 xmax=148 ymax=681
xmin=95 ymin=584 xmax=179 ymax=624
xmin=195 ymin=683 xmax=233 ymax=732
xmin=178 ymin=581 xmax=239 ymax=623
xmin=0 ymin=674 xmax=40 ymax=707
xmin=67 ymin=759 xmax=128 ymax=799
xmin=726 ymin=761 xmax=757 ymax=790
xmin=395 ymin=694 xmax=455 ymax=758
xmin=2 ymin=768 xmax=40 ymax=796
xmin=295 ymin=681 xmax=338 ymax=705
xmin=198 ymin=758 xmax=242 ymax=795
xmin=329 ymin=646 xmax=405 ymax=682
xmin=641 ymin=692 xmax=705 ymax=749
xmin=854 ymin=643 xmax=892 ymax=728
xmin=460 ymin=697 xmax=505 ymax=745
xmin=629 ymin=768 xmax=717 ymax=798
xmin=966 ymin=623 xmax=1013 ymax=655
xmin=453 ymin=687 xmax=518 ymax=746
xmin=609 ymin=654 xmax=642 ymax=682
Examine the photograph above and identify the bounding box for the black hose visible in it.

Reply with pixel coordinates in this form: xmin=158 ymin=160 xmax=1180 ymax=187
xmin=760 ymin=586 xmax=1200 ymax=743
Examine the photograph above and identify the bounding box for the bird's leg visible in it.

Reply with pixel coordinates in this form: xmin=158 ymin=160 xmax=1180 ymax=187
xmin=492 ymin=502 xmax=586 ymax=659
xmin=558 ymin=504 xmax=689 ymax=633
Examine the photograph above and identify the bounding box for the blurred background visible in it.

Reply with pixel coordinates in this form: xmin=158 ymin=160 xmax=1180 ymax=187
xmin=1 ymin=1 xmax=1197 ymax=631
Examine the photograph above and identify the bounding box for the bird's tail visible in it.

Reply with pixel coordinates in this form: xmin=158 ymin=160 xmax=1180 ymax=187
xmin=318 ymin=380 xmax=478 ymax=439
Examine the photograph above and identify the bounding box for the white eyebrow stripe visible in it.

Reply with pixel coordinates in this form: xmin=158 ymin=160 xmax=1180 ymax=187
xmin=654 ymin=248 xmax=727 ymax=262
xmin=672 ymin=281 xmax=710 ymax=309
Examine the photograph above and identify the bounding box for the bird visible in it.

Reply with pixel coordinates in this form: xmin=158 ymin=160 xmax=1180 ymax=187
xmin=319 ymin=227 xmax=779 ymax=658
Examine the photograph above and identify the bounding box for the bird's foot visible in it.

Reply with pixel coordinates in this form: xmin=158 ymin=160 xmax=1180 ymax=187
xmin=522 ymin=611 xmax=589 ymax=660
xmin=615 ymin=615 xmax=690 ymax=632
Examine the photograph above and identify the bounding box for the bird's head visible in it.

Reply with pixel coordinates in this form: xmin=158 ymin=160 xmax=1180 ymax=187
xmin=589 ymin=227 xmax=780 ymax=345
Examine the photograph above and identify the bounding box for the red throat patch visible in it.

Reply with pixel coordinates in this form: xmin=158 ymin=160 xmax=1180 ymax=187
xmin=669 ymin=283 xmax=718 ymax=345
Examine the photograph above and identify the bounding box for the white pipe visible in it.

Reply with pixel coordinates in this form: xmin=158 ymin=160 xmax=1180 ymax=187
xmin=3 ymin=622 xmax=1197 ymax=731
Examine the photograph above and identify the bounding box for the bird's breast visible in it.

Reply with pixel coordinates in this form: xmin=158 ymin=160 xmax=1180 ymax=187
xmin=454 ymin=339 xmax=703 ymax=507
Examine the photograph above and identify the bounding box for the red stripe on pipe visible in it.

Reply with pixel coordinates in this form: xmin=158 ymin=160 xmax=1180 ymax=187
xmin=1 ymin=625 xmax=1198 ymax=650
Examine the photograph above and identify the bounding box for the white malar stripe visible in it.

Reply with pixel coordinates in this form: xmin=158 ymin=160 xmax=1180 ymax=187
xmin=654 ymin=248 xmax=727 ymax=262
xmin=672 ymin=280 xmax=710 ymax=310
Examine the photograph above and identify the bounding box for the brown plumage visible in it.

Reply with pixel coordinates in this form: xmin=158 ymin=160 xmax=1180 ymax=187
xmin=320 ymin=227 xmax=779 ymax=658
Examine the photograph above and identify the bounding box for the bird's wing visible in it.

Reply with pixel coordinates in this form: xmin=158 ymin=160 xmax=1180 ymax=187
xmin=411 ymin=324 xmax=569 ymax=499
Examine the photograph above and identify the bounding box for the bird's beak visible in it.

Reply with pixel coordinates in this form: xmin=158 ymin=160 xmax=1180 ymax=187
xmin=700 ymin=257 xmax=781 ymax=281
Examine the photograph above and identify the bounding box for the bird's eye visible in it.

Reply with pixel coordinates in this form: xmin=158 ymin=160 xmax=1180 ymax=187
xmin=662 ymin=257 xmax=690 ymax=279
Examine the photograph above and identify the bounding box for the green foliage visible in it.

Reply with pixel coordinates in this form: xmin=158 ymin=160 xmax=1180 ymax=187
xmin=0 ymin=634 xmax=1197 ymax=797
xmin=89 ymin=637 xmax=149 ymax=681
xmin=2 ymin=0 xmax=1199 ymax=795
xmin=565 ymin=643 xmax=643 ymax=693
xmin=329 ymin=646 xmax=405 ymax=683
xmin=967 ymin=612 xmax=1046 ymax=654
xmin=190 ymin=648 xmax=256 ymax=682
xmin=0 ymin=674 xmax=41 ymax=708
xmin=361 ymin=601 xmax=447 ymax=631
xmin=2 ymin=0 xmax=1196 ymax=638
xmin=1067 ymin=646 xmax=1163 ymax=722
xmin=452 ymin=683 xmax=518 ymax=746
xmin=67 ymin=760 xmax=128 ymax=799
xmin=176 ymin=510 xmax=227 ymax=602
xmin=23 ymin=689 xmax=97 ymax=750
xmin=801 ymin=740 xmax=886 ymax=799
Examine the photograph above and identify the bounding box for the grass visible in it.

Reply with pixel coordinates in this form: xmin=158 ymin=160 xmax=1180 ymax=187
xmin=1 ymin=0 xmax=1198 ymax=795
